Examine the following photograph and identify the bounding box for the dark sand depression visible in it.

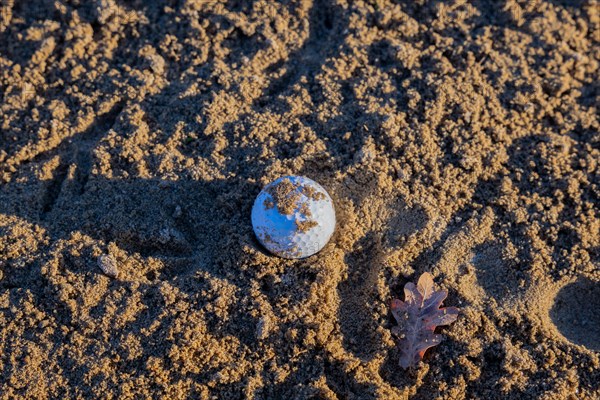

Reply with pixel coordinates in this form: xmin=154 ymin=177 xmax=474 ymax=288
xmin=0 ymin=0 xmax=599 ymax=398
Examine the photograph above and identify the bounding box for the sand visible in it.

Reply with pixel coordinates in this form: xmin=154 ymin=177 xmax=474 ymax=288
xmin=0 ymin=0 xmax=599 ymax=398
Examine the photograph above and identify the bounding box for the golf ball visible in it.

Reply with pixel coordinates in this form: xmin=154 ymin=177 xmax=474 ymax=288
xmin=251 ymin=176 xmax=336 ymax=259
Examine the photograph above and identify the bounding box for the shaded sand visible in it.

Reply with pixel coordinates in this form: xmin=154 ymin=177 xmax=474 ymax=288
xmin=1 ymin=0 xmax=599 ymax=398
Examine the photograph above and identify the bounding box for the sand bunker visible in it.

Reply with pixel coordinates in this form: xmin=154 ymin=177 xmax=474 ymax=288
xmin=0 ymin=0 xmax=598 ymax=398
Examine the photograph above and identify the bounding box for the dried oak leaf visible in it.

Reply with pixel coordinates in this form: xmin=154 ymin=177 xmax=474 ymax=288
xmin=391 ymin=272 xmax=459 ymax=369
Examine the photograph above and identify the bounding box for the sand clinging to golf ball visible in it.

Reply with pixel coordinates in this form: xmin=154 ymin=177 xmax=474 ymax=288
xmin=252 ymin=176 xmax=336 ymax=258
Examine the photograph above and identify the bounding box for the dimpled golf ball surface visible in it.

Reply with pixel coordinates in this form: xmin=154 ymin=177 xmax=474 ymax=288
xmin=252 ymin=176 xmax=336 ymax=258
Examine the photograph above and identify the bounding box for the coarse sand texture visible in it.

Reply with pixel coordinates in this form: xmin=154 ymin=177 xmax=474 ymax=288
xmin=0 ymin=0 xmax=599 ymax=399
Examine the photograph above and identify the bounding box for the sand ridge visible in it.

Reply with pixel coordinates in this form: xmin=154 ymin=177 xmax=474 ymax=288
xmin=0 ymin=0 xmax=599 ymax=399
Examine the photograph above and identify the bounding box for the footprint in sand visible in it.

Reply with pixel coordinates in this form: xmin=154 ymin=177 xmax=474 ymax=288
xmin=471 ymin=240 xmax=527 ymax=303
xmin=549 ymin=277 xmax=600 ymax=351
